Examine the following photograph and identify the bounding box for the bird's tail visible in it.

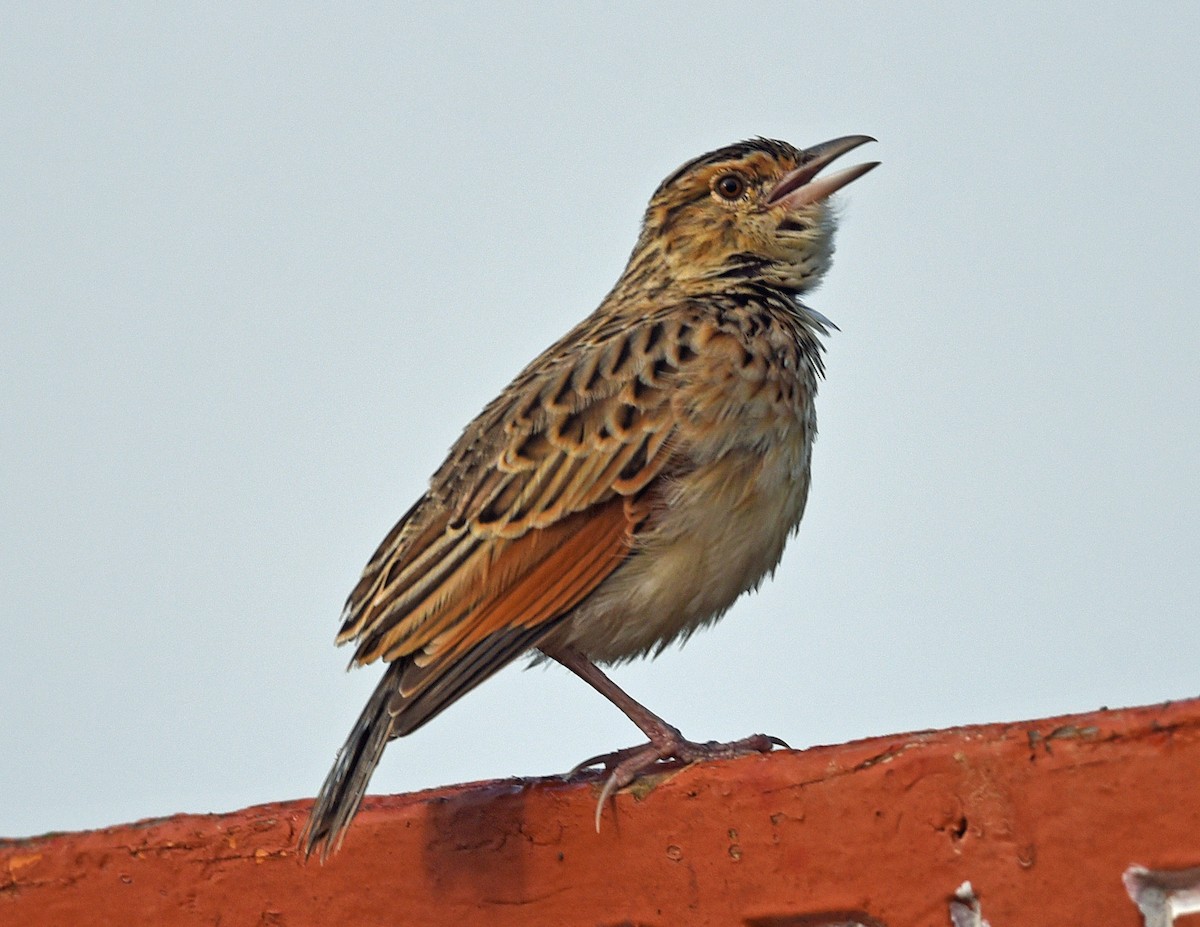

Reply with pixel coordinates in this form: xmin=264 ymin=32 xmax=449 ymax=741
xmin=300 ymin=662 xmax=403 ymax=861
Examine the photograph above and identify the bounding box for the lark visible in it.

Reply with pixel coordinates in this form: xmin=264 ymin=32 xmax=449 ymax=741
xmin=302 ymin=136 xmax=878 ymax=859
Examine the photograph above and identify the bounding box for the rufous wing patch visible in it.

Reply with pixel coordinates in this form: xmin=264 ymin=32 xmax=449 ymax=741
xmin=420 ymin=494 xmax=634 ymax=665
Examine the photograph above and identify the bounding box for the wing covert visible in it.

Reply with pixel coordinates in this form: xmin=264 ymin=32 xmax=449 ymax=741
xmin=337 ymin=310 xmax=693 ymax=673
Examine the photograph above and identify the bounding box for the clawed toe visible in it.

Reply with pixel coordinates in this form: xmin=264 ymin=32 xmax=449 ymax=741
xmin=566 ymin=743 xmax=651 ymax=778
xmin=674 ymin=732 xmax=788 ymax=762
xmin=576 ymin=732 xmax=787 ymax=831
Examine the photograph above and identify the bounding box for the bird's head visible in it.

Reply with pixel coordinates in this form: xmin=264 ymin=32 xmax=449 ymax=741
xmin=629 ymin=136 xmax=878 ymax=295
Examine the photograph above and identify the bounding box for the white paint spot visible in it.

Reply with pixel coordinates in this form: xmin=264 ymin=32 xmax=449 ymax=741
xmin=949 ymin=882 xmax=991 ymax=927
xmin=1125 ymin=865 xmax=1200 ymax=927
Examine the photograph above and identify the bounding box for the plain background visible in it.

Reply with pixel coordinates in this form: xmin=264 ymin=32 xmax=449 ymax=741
xmin=3 ymin=4 xmax=1198 ymax=838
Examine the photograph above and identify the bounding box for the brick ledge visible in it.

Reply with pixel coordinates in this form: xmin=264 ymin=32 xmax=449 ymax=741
xmin=4 ymin=698 xmax=1199 ymax=925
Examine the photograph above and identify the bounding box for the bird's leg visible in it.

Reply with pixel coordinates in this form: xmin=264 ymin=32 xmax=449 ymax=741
xmin=543 ymin=645 xmax=787 ymax=828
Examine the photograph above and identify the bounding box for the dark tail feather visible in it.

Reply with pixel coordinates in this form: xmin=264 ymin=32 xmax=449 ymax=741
xmin=301 ymin=622 xmax=566 ymax=860
xmin=300 ymin=663 xmax=403 ymax=862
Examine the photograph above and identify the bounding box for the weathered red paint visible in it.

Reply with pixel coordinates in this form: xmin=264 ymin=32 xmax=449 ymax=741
xmin=4 ymin=699 xmax=1198 ymax=925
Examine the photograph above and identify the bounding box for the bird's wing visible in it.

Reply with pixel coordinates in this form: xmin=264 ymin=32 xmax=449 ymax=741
xmin=334 ymin=310 xmax=695 ymax=717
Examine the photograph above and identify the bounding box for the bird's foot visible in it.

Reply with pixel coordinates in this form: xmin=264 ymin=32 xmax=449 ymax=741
xmin=572 ymin=730 xmax=789 ymax=830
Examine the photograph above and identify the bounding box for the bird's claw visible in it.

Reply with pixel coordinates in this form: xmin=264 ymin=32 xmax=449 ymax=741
xmin=567 ymin=743 xmax=652 ymax=778
xmin=575 ymin=732 xmax=787 ymax=831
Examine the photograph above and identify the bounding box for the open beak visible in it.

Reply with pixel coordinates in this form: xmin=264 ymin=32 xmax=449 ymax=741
xmin=766 ymin=135 xmax=879 ymax=210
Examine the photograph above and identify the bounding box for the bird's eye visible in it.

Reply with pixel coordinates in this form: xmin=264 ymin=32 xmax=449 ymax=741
xmin=714 ymin=172 xmax=747 ymax=200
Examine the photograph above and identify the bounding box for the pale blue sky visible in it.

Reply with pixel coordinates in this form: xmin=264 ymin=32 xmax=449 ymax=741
xmin=3 ymin=3 xmax=1198 ymax=837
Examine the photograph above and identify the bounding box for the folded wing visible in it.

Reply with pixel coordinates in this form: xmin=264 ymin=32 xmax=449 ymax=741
xmin=334 ymin=310 xmax=694 ymax=732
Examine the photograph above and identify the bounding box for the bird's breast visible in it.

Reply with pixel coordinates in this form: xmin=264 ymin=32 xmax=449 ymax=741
xmin=551 ymin=327 xmax=819 ymax=664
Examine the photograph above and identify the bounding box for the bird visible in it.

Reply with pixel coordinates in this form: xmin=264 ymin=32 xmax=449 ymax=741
xmin=301 ymin=135 xmax=879 ymax=860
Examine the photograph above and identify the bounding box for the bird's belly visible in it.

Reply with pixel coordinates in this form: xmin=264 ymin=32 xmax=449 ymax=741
xmin=551 ymin=429 xmax=813 ymax=664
